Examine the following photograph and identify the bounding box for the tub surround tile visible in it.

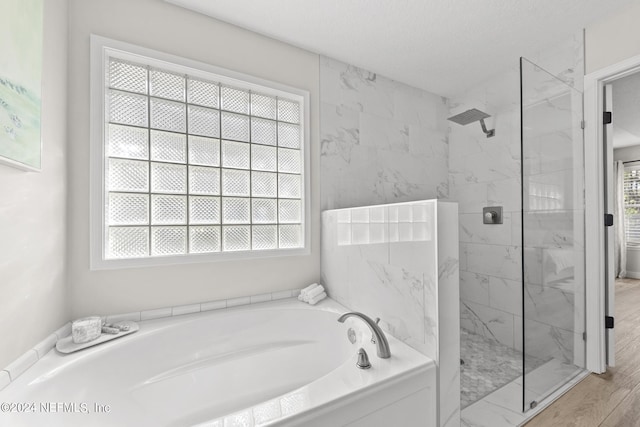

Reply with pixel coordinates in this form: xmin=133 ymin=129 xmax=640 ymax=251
xmin=5 ymin=350 xmax=38 ymax=382
xmin=227 ymin=296 xmax=252 ymax=308
xmin=322 ymin=200 xmax=459 ymax=427
xmin=33 ymin=333 xmax=58 ymax=359
xmin=172 ymin=304 xmax=201 ymax=316
xmin=0 ymin=371 xmax=10 ymax=391
xmin=106 ymin=311 xmax=141 ymax=324
xmin=250 ymin=293 xmax=272 ymax=304
xmin=271 ymin=290 xmax=293 ymax=301
xmin=201 ymin=299 xmax=227 ymax=311
xmin=141 ymin=307 xmax=172 ymax=321
xmin=54 ymin=322 xmax=71 ymax=339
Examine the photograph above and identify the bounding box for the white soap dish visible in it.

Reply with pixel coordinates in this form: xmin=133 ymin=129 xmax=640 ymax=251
xmin=56 ymin=321 xmax=139 ymax=354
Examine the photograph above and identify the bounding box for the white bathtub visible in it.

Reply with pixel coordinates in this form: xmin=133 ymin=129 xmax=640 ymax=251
xmin=0 ymin=298 xmax=435 ymax=426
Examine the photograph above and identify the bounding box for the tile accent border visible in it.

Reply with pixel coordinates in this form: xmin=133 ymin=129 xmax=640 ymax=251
xmin=0 ymin=288 xmax=303 ymax=392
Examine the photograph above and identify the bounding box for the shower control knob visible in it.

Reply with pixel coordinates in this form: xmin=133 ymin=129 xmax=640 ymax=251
xmin=483 ymin=206 xmax=503 ymax=224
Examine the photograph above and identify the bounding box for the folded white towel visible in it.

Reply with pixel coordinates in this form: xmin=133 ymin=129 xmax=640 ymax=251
xmin=298 ymin=283 xmax=320 ymax=301
xmin=306 ymin=285 xmax=325 ymax=300
xmin=308 ymin=291 xmax=327 ymax=306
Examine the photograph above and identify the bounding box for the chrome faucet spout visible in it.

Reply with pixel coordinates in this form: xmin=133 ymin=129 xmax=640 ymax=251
xmin=338 ymin=312 xmax=391 ymax=359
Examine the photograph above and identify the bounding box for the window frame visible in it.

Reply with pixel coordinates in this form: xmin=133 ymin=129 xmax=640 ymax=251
xmin=624 ymin=164 xmax=640 ymax=248
xmin=90 ymin=35 xmax=310 ymax=270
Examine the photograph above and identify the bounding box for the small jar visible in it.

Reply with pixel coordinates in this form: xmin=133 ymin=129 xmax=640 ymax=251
xmin=72 ymin=317 xmax=102 ymax=344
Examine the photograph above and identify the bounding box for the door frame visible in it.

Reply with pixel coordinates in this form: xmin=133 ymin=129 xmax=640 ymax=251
xmin=584 ymin=53 xmax=640 ymax=373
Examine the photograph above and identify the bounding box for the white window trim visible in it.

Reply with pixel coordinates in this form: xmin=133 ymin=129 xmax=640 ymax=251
xmin=90 ymin=35 xmax=311 ymax=270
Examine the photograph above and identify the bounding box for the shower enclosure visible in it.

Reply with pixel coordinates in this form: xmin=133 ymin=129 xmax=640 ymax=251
xmin=520 ymin=57 xmax=586 ymax=411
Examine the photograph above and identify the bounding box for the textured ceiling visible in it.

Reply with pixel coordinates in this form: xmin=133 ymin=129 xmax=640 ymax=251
xmin=613 ymin=72 xmax=640 ymax=149
xmin=166 ymin=0 xmax=633 ymax=97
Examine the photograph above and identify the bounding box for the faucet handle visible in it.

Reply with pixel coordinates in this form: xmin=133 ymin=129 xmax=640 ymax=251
xmin=356 ymin=348 xmax=371 ymax=369
xmin=371 ymin=318 xmax=381 ymax=344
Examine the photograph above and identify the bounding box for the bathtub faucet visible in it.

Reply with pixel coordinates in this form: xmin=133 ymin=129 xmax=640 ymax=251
xmin=337 ymin=312 xmax=391 ymax=359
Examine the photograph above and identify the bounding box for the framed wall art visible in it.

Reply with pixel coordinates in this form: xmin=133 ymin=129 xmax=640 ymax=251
xmin=0 ymin=0 xmax=43 ymax=171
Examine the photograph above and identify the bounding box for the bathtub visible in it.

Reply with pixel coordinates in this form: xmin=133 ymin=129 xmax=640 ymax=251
xmin=0 ymin=298 xmax=435 ymax=427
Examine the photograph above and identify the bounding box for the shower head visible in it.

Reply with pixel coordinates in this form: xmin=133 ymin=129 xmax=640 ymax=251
xmin=447 ymin=108 xmax=495 ymax=138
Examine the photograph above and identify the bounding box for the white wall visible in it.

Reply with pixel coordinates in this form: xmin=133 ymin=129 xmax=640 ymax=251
xmin=0 ymin=0 xmax=69 ymax=369
xmin=586 ymin=2 xmax=640 ymax=74
xmin=67 ymin=0 xmax=320 ymax=317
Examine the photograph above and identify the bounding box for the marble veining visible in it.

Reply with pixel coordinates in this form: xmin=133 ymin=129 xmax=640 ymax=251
xmin=320 ymin=56 xmax=449 ymax=211
xmin=322 ymin=200 xmax=459 ymax=427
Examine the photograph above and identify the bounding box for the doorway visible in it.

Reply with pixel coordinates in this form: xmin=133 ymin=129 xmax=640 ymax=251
xmin=584 ymin=53 xmax=640 ymax=373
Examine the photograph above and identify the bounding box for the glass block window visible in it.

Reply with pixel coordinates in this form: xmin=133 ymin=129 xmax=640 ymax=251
xmin=101 ymin=53 xmax=305 ymax=262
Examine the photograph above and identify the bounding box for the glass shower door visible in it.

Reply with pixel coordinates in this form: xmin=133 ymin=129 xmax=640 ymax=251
xmin=520 ymin=57 xmax=586 ymax=411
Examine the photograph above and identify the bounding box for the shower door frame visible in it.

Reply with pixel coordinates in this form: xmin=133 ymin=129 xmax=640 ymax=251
xmin=584 ymin=52 xmax=640 ymax=374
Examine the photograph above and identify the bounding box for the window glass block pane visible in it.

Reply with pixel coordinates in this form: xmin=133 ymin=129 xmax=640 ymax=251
xmin=251 ymin=118 xmax=277 ymax=146
xmin=252 ymin=225 xmax=277 ymax=250
xmin=109 ymin=59 xmax=147 ymax=94
xmin=222 ymin=169 xmax=250 ymax=196
xmin=151 ymin=130 xmax=186 ymax=163
xmin=189 ymin=166 xmax=220 ymax=195
xmin=189 ymin=226 xmax=221 ymax=253
xmin=252 ymin=198 xmax=277 ymax=224
xmin=108 ymin=124 xmax=148 ymax=160
xmin=151 ymin=98 xmax=186 ymax=133
xmin=222 ymin=226 xmax=250 ymax=251
xmin=108 ymin=193 xmax=149 ymax=225
xmin=189 ymin=196 xmax=220 ymax=224
xmin=251 ymin=93 xmax=276 ymax=119
xmin=279 ymin=199 xmax=301 ymax=224
xmin=279 ymin=225 xmax=302 ymax=248
xmin=150 ymin=69 xmax=185 ymax=101
xmin=221 ymin=140 xmax=250 ymax=169
xmin=277 ymin=99 xmax=300 ymax=123
xmin=188 ymin=105 xmax=220 ymax=137
xmin=151 ymin=162 xmax=186 ymax=194
xmin=188 ymin=136 xmax=220 ymax=166
xmin=108 ymin=158 xmax=149 ymax=192
xmin=278 ymin=148 xmax=301 ymax=173
xmin=251 ymin=144 xmax=276 ymax=171
xmin=108 ymin=227 xmax=149 ymax=259
xmin=109 ymin=90 xmax=148 ymax=127
xmin=251 ymin=171 xmax=277 ymax=197
xmin=188 ymin=78 xmax=219 ymax=108
xmin=151 ymin=195 xmax=187 ymax=225
xmin=222 ymin=197 xmax=250 ymax=224
xmin=151 ymin=227 xmax=187 ymax=255
xmin=278 ymin=174 xmax=301 ymax=198
xmin=278 ymin=122 xmax=301 ymax=149
xmin=221 ymin=112 xmax=250 ymax=142
xmin=221 ymin=86 xmax=249 ymax=114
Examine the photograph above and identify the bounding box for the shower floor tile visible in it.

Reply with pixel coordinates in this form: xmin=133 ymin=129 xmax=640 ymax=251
xmin=460 ymin=329 xmax=545 ymax=409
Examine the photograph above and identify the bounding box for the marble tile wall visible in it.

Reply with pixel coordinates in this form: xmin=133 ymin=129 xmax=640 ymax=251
xmin=321 ymin=200 xmax=460 ymax=427
xmin=449 ymin=32 xmax=586 ymax=375
xmin=320 ymin=56 xmax=450 ymax=211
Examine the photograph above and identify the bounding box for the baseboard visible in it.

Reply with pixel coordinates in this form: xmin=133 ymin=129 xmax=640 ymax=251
xmin=623 ymin=271 xmax=640 ymax=279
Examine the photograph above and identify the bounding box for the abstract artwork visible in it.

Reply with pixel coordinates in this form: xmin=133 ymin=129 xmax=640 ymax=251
xmin=0 ymin=0 xmax=43 ymax=171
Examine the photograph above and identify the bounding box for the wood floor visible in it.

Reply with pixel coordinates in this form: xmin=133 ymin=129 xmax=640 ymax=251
xmin=525 ymin=278 xmax=640 ymax=427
